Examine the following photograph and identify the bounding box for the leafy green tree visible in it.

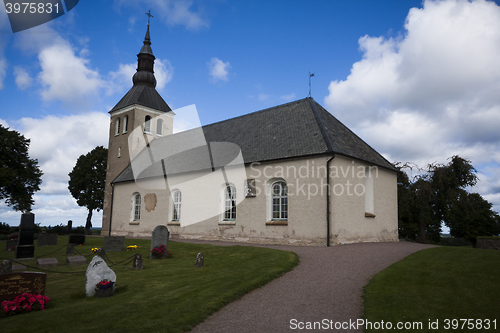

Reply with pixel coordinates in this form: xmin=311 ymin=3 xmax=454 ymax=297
xmin=68 ymin=146 xmax=107 ymax=235
xmin=0 ymin=125 xmax=43 ymax=212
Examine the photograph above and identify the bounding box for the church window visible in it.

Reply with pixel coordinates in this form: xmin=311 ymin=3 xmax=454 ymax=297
xmin=144 ymin=116 xmax=152 ymax=133
xmin=156 ymin=119 xmax=163 ymax=136
xmin=133 ymin=193 xmax=141 ymax=221
xmin=365 ymin=166 xmax=375 ymax=217
xmin=271 ymin=181 xmax=288 ymax=220
xmin=223 ymin=184 xmax=236 ymax=221
xmin=171 ymin=190 xmax=181 ymax=221
xmin=123 ymin=115 xmax=129 ymax=134
xmin=118 ymin=147 xmax=121 ymax=158
xmin=115 ymin=117 xmax=121 ymax=136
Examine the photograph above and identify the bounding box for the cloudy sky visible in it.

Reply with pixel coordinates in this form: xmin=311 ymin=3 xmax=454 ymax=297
xmin=0 ymin=0 xmax=499 ymax=228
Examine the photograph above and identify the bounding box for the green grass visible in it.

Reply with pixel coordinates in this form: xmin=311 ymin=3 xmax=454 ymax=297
xmin=1 ymin=237 xmax=298 ymax=333
xmin=363 ymin=247 xmax=500 ymax=332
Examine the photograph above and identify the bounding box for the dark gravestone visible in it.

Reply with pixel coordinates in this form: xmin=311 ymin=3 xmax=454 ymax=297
xmin=16 ymin=213 xmax=35 ymax=259
xmin=132 ymin=253 xmax=143 ymax=270
xmin=66 ymin=220 xmax=72 ymax=234
xmin=66 ymin=243 xmax=75 ymax=255
xmin=66 ymin=256 xmax=87 ymax=266
xmin=37 ymin=233 xmax=58 ymax=247
xmin=0 ymin=272 xmax=47 ymax=302
xmin=103 ymin=236 xmax=125 ymax=252
xmin=69 ymin=234 xmax=85 ymax=245
xmin=36 ymin=258 xmax=58 ymax=268
xmin=194 ymin=252 xmax=204 ymax=267
xmin=5 ymin=239 xmax=17 ymax=251
xmin=150 ymin=225 xmax=169 ymax=259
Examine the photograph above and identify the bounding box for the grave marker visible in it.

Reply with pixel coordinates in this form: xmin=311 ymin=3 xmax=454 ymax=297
xmin=132 ymin=253 xmax=143 ymax=270
xmin=16 ymin=213 xmax=35 ymax=259
xmin=66 ymin=256 xmax=87 ymax=266
xmin=37 ymin=258 xmax=58 ymax=268
xmin=5 ymin=239 xmax=17 ymax=251
xmin=194 ymin=252 xmax=204 ymax=267
xmin=103 ymin=236 xmax=125 ymax=252
xmin=150 ymin=225 xmax=169 ymax=259
xmin=69 ymin=234 xmax=86 ymax=245
xmin=0 ymin=272 xmax=46 ymax=302
xmin=37 ymin=233 xmax=58 ymax=247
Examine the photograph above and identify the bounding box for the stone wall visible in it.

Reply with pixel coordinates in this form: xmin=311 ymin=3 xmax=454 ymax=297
xmin=477 ymin=237 xmax=500 ymax=250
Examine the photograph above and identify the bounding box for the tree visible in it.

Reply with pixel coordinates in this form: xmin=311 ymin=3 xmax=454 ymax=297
xmin=397 ymin=156 xmax=488 ymax=244
xmin=0 ymin=125 xmax=43 ymax=212
xmin=68 ymin=146 xmax=107 ymax=235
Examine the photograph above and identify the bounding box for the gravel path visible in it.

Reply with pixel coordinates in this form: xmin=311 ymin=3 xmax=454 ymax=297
xmin=182 ymin=240 xmax=435 ymax=333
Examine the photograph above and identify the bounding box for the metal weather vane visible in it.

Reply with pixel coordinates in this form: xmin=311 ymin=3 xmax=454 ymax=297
xmin=309 ymin=72 xmax=315 ymax=97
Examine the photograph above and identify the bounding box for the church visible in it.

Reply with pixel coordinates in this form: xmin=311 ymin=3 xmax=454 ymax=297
xmin=101 ymin=25 xmax=398 ymax=246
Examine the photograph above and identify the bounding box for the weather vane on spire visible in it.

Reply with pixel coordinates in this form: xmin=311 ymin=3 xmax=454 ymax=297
xmin=308 ymin=72 xmax=315 ymax=98
xmin=145 ymin=10 xmax=153 ymax=26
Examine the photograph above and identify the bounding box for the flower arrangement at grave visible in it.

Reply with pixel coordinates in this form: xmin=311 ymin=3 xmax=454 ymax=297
xmin=1 ymin=293 xmax=49 ymax=316
xmin=95 ymin=279 xmax=114 ymax=290
xmin=91 ymin=248 xmax=98 ymax=253
xmin=166 ymin=250 xmax=173 ymax=258
xmin=151 ymin=244 xmax=166 ymax=258
xmin=126 ymin=245 xmax=138 ymax=251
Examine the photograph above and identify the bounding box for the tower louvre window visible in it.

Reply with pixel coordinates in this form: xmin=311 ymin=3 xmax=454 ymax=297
xmin=156 ymin=119 xmax=163 ymax=136
xmin=123 ymin=115 xmax=128 ymax=133
xmin=115 ymin=117 xmax=121 ymax=136
xmin=144 ymin=116 xmax=152 ymax=133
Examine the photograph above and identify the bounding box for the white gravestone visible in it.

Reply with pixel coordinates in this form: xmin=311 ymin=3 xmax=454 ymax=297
xmin=85 ymin=256 xmax=116 ymax=297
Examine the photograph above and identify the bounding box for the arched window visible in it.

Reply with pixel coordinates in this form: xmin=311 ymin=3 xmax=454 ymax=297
xmin=171 ymin=190 xmax=181 ymax=221
xmin=123 ymin=115 xmax=129 ymax=134
xmin=224 ymin=184 xmax=236 ymax=221
xmin=144 ymin=115 xmax=152 ymax=133
xmin=115 ymin=117 xmax=121 ymax=136
xmin=133 ymin=193 xmax=141 ymax=221
xmin=271 ymin=181 xmax=287 ymax=220
xmin=156 ymin=118 xmax=163 ymax=136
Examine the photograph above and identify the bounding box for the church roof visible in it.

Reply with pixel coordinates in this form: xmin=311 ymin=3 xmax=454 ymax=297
xmin=112 ymin=97 xmax=396 ymax=184
xmin=109 ymin=84 xmax=172 ymax=113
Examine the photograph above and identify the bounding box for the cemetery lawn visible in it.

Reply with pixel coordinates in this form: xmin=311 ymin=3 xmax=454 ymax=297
xmin=363 ymin=246 xmax=500 ymax=332
xmin=1 ymin=236 xmax=298 ymax=333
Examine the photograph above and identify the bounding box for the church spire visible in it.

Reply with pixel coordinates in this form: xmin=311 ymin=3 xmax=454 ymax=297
xmin=132 ymin=23 xmax=156 ymax=88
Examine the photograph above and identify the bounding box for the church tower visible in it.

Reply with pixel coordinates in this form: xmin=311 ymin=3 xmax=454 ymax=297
xmin=101 ymin=24 xmax=174 ymax=235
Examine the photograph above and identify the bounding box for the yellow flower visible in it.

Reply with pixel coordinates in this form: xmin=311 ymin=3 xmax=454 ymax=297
xmin=126 ymin=245 xmax=138 ymax=251
xmin=91 ymin=248 xmax=98 ymax=253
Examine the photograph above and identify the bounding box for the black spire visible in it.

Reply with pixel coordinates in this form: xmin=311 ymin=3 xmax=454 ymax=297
xmin=133 ymin=25 xmax=156 ymax=88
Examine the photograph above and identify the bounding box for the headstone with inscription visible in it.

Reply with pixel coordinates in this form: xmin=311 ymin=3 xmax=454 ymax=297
xmin=103 ymin=236 xmax=125 ymax=252
xmin=132 ymin=253 xmax=143 ymax=270
xmin=37 ymin=233 xmax=58 ymax=247
xmin=150 ymin=225 xmax=169 ymax=259
xmin=36 ymin=258 xmax=58 ymax=268
xmin=66 ymin=256 xmax=87 ymax=266
xmin=0 ymin=272 xmax=46 ymax=302
xmin=69 ymin=234 xmax=85 ymax=245
xmin=16 ymin=213 xmax=35 ymax=259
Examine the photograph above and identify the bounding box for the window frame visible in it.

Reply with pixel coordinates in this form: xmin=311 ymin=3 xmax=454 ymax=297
xmin=115 ymin=117 xmax=121 ymax=136
xmin=171 ymin=190 xmax=181 ymax=221
xmin=122 ymin=115 xmax=129 ymax=134
xmin=223 ymin=184 xmax=237 ymax=221
xmin=144 ymin=115 xmax=152 ymax=133
xmin=133 ymin=193 xmax=141 ymax=221
xmin=270 ymin=180 xmax=288 ymax=221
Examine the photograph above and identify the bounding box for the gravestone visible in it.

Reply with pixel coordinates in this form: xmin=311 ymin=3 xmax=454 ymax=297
xmin=103 ymin=236 xmax=125 ymax=252
xmin=69 ymin=234 xmax=85 ymax=245
xmin=37 ymin=233 xmax=58 ymax=247
xmin=66 ymin=243 xmax=75 ymax=255
xmin=0 ymin=260 xmax=12 ymax=273
xmin=150 ymin=225 xmax=169 ymax=259
xmin=5 ymin=239 xmax=17 ymax=251
xmin=194 ymin=252 xmax=204 ymax=267
xmin=66 ymin=256 xmax=87 ymax=266
xmin=132 ymin=253 xmax=143 ymax=270
xmin=12 ymin=264 xmax=27 ymax=271
xmin=85 ymin=256 xmax=116 ymax=297
xmin=36 ymin=258 xmax=58 ymax=268
xmin=16 ymin=213 xmax=35 ymax=259
xmin=0 ymin=272 xmax=46 ymax=302
xmin=66 ymin=220 xmax=72 ymax=234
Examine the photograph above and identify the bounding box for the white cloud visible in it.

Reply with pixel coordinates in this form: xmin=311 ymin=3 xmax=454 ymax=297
xmin=154 ymin=58 xmax=174 ymax=90
xmin=14 ymin=66 xmax=33 ymax=90
xmin=116 ymin=0 xmax=208 ymax=30
xmin=38 ymin=41 xmax=104 ymax=104
xmin=280 ymin=93 xmax=297 ymax=101
xmin=208 ymin=57 xmax=230 ymax=82
xmin=108 ymin=63 xmax=136 ymax=95
xmin=324 ymin=0 xmax=500 ymax=213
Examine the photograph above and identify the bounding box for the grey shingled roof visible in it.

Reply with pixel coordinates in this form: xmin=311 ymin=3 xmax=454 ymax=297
xmin=110 ymin=84 xmax=172 ymax=113
xmin=112 ymin=97 xmax=396 ymax=183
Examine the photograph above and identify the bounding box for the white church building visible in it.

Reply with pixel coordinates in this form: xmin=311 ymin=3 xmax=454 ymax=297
xmin=101 ymin=26 xmax=398 ymax=246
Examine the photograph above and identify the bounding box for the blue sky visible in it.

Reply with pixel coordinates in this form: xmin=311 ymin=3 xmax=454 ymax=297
xmin=1 ymin=0 xmax=499 ymax=228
